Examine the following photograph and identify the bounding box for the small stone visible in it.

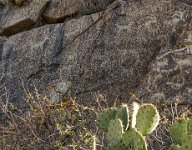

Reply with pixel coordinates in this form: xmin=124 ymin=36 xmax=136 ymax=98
xmin=49 ymin=89 xmax=60 ymax=103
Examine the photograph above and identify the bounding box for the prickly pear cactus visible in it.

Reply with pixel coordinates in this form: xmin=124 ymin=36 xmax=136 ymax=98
xmin=136 ymin=104 xmax=160 ymax=136
xmin=169 ymin=145 xmax=181 ymax=150
xmin=170 ymin=117 xmax=192 ymax=150
xmin=106 ymin=143 xmax=128 ymax=150
xmin=96 ymin=108 xmax=117 ymax=132
xmin=131 ymin=102 xmax=140 ymax=128
xmin=106 ymin=119 xmax=124 ymax=145
xmin=188 ymin=118 xmax=192 ymax=134
xmin=116 ymin=104 xmax=129 ymax=131
xmin=180 ymin=134 xmax=192 ymax=150
xmin=122 ymin=128 xmax=147 ymax=150
xmin=122 ymin=128 xmax=135 ymax=146
xmin=96 ymin=103 xmax=160 ymax=150
xmin=170 ymin=119 xmax=188 ymax=145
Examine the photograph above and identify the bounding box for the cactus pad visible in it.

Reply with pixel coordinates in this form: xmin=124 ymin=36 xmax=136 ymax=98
xmin=122 ymin=128 xmax=134 ymax=146
xmin=122 ymin=128 xmax=147 ymax=150
xmin=170 ymin=119 xmax=188 ymax=145
xmin=188 ymin=118 xmax=192 ymax=134
xmin=169 ymin=145 xmax=181 ymax=150
xmin=136 ymin=104 xmax=160 ymax=136
xmin=180 ymin=134 xmax=192 ymax=150
xmin=116 ymin=104 xmax=129 ymax=131
xmin=106 ymin=143 xmax=128 ymax=150
xmin=106 ymin=119 xmax=124 ymax=145
xmin=96 ymin=108 xmax=117 ymax=131
xmin=131 ymin=102 xmax=140 ymax=128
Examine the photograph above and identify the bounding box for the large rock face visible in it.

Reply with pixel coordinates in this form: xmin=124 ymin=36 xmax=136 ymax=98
xmin=136 ymin=18 xmax=192 ymax=103
xmin=0 ymin=0 xmax=191 ymax=106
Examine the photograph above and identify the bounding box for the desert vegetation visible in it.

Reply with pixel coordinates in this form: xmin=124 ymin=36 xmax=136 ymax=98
xmin=96 ymin=103 xmax=160 ymax=149
xmin=0 ymin=87 xmax=97 ymax=150
xmin=0 ymin=86 xmax=191 ymax=150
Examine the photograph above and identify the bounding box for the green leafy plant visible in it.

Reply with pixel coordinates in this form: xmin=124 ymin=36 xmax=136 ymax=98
xmin=96 ymin=102 xmax=160 ymax=150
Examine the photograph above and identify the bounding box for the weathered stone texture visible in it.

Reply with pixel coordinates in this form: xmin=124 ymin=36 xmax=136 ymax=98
xmin=42 ymin=0 xmax=115 ymax=23
xmin=0 ymin=0 xmax=191 ymax=106
xmin=136 ymin=46 xmax=192 ymax=103
xmin=42 ymin=0 xmax=78 ymax=23
xmin=0 ymin=0 xmax=49 ymax=36
xmin=0 ymin=36 xmax=6 ymax=60
xmin=0 ymin=24 xmax=63 ymax=105
xmin=179 ymin=0 xmax=192 ymax=5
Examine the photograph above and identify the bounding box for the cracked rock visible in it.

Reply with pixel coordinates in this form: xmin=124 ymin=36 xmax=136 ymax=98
xmin=0 ymin=0 xmax=50 ymax=36
xmin=136 ymin=46 xmax=192 ymax=103
xmin=42 ymin=0 xmax=78 ymax=23
xmin=42 ymin=0 xmax=115 ymax=23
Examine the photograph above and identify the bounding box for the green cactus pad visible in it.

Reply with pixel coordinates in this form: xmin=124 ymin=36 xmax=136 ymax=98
xmin=106 ymin=143 xmax=128 ymax=150
xmin=136 ymin=104 xmax=160 ymax=136
xmin=96 ymin=108 xmax=117 ymax=132
xmin=106 ymin=119 xmax=124 ymax=145
xmin=122 ymin=128 xmax=134 ymax=146
xmin=170 ymin=119 xmax=188 ymax=145
xmin=169 ymin=145 xmax=181 ymax=150
xmin=122 ymin=128 xmax=147 ymax=150
xmin=131 ymin=102 xmax=140 ymax=128
xmin=188 ymin=118 xmax=192 ymax=134
xmin=180 ymin=134 xmax=192 ymax=150
xmin=116 ymin=104 xmax=129 ymax=131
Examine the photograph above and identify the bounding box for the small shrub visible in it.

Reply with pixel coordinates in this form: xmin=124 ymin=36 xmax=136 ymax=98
xmin=0 ymin=90 xmax=97 ymax=150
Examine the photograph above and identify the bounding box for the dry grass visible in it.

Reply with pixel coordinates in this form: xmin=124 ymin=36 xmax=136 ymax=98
xmin=0 ymin=88 xmax=100 ymax=150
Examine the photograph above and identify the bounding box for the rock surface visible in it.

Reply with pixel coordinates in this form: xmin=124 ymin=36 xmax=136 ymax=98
xmin=0 ymin=0 xmax=49 ymax=36
xmin=42 ymin=0 xmax=115 ymax=23
xmin=0 ymin=0 xmax=191 ymax=106
xmin=136 ymin=46 xmax=192 ymax=103
xmin=0 ymin=36 xmax=6 ymax=60
xmin=42 ymin=0 xmax=78 ymax=23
